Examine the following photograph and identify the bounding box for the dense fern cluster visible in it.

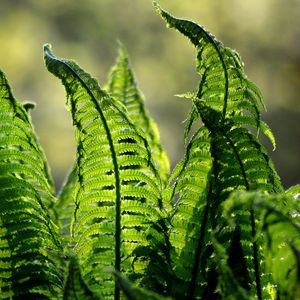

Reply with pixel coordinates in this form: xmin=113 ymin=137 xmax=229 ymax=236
xmin=0 ymin=3 xmax=299 ymax=300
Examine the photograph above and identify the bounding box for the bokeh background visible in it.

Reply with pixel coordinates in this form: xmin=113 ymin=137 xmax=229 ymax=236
xmin=0 ymin=0 xmax=299 ymax=192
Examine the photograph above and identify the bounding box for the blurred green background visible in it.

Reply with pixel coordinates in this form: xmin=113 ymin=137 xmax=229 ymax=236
xmin=0 ymin=0 xmax=299 ymax=191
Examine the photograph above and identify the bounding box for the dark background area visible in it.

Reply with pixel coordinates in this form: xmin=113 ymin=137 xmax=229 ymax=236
xmin=0 ymin=0 xmax=299 ymax=191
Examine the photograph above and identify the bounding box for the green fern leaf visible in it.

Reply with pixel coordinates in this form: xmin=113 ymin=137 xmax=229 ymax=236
xmin=0 ymin=70 xmax=64 ymax=298
xmin=154 ymin=2 xmax=275 ymax=150
xmin=106 ymin=44 xmax=170 ymax=186
xmin=155 ymin=4 xmax=284 ymax=298
xmin=198 ymin=103 xmax=282 ymax=299
xmin=222 ymin=191 xmax=300 ymax=299
xmin=0 ymin=71 xmax=55 ymax=205
xmin=196 ymin=102 xmax=283 ymax=196
xmin=44 ymin=44 xmax=166 ymax=299
xmin=163 ymin=127 xmax=214 ymax=299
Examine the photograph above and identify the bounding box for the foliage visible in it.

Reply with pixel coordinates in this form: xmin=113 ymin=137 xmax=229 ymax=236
xmin=0 ymin=3 xmax=299 ymax=299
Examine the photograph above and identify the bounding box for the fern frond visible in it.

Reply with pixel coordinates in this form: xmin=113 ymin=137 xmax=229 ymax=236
xmin=196 ymin=103 xmax=283 ymax=197
xmin=106 ymin=44 xmax=170 ymax=186
xmin=198 ymin=103 xmax=282 ymax=299
xmin=163 ymin=127 xmax=214 ymax=298
xmin=44 ymin=44 xmax=166 ymax=299
xmin=154 ymin=2 xmax=275 ymax=150
xmin=155 ymin=5 xmax=284 ymax=298
xmin=0 ymin=70 xmax=55 ymax=206
xmin=0 ymin=70 xmax=63 ymax=298
xmin=222 ymin=191 xmax=300 ymax=299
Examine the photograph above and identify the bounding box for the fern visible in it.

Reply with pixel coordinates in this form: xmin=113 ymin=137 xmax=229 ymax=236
xmin=0 ymin=70 xmax=64 ymax=298
xmin=0 ymin=3 xmax=298 ymax=300
xmin=155 ymin=3 xmax=284 ymax=299
xmin=222 ymin=191 xmax=300 ymax=299
xmin=162 ymin=126 xmax=213 ymax=299
xmin=44 ymin=44 xmax=166 ymax=299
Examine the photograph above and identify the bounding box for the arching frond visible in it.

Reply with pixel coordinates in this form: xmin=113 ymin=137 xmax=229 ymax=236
xmin=155 ymin=4 xmax=284 ymax=299
xmin=0 ymin=70 xmax=64 ymax=298
xmin=154 ymin=2 xmax=275 ymax=150
xmin=106 ymin=44 xmax=170 ymax=187
xmin=44 ymin=45 xmax=166 ymax=299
